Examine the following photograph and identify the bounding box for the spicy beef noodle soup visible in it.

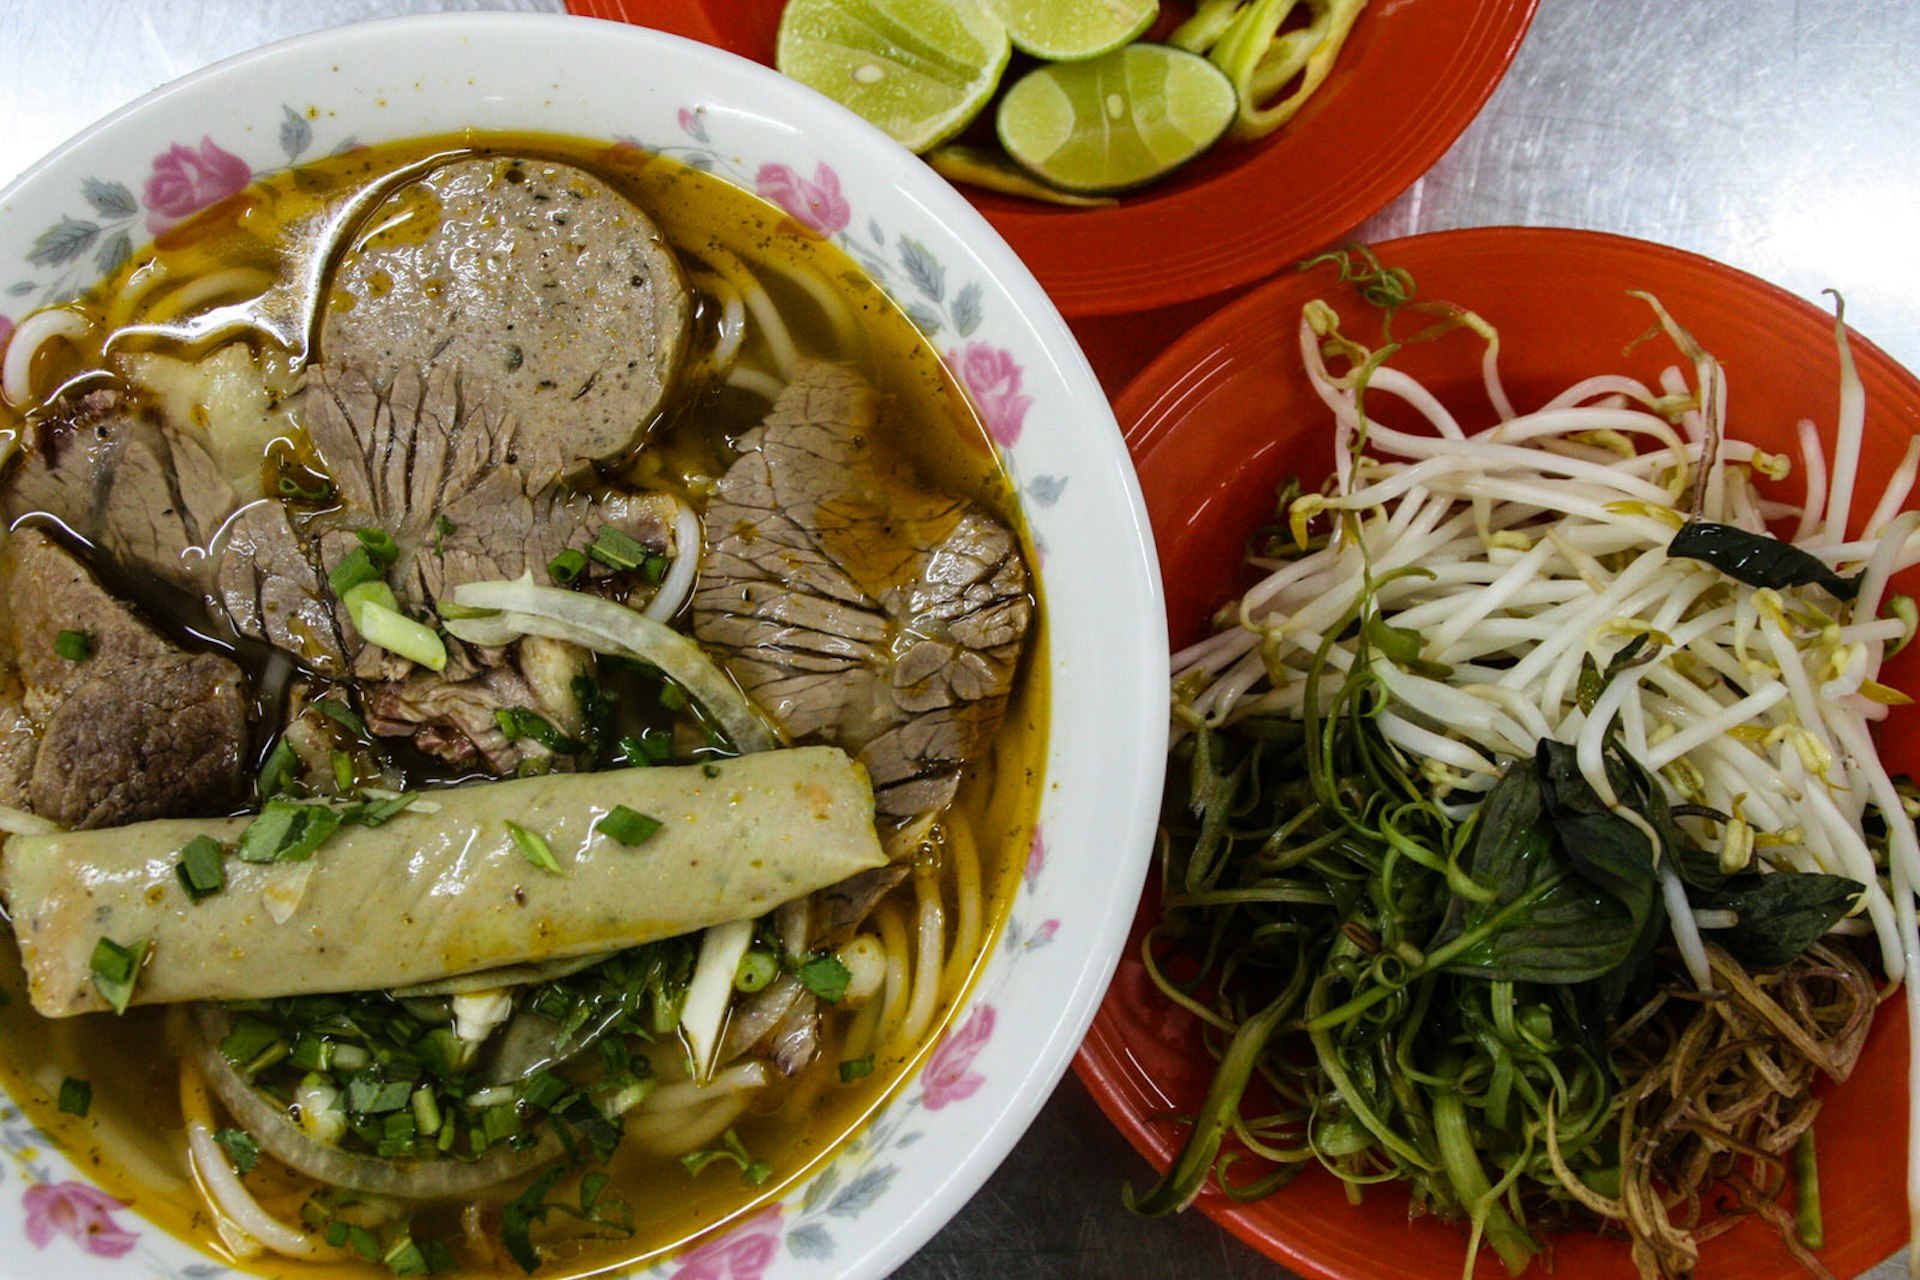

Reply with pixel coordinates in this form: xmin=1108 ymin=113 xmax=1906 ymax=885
xmin=0 ymin=133 xmax=1044 ymax=1275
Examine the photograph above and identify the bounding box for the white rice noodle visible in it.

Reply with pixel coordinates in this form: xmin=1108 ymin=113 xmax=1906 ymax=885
xmin=644 ymin=499 xmax=704 ymax=623
xmin=2 ymin=307 xmax=90 ymax=406
xmin=187 ymin=1121 xmax=317 ymax=1260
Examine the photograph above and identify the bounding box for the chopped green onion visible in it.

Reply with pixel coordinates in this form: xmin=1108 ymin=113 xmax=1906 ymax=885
xmin=353 ymin=597 xmax=448 ymax=671
xmin=506 ymin=820 xmax=564 ymax=875
xmin=734 ymin=948 xmax=778 ymax=993
xmin=839 ymin=1056 xmax=876 ymax=1084
xmin=589 ymin=525 xmax=651 ymax=571
xmin=493 ymin=707 xmax=584 ymax=754
xmin=658 ymin=681 xmax=687 ymax=712
xmin=548 ymin=548 xmax=589 ymax=584
xmin=329 ymin=546 xmax=382 ymax=596
xmin=238 ymin=799 xmax=344 ymax=863
xmin=701 ymin=762 xmax=721 ymax=779
xmin=598 ymin=804 xmax=663 ymax=846
xmin=519 ymin=1071 xmax=570 ymax=1112
xmin=58 ymin=1076 xmax=92 ymax=1116
xmin=214 ymin=1127 xmax=260 ymax=1174
xmin=54 ymin=630 xmax=91 ymax=662
xmin=332 ymin=749 xmax=356 ymax=793
xmin=313 ymin=698 xmax=369 ymax=738
xmin=280 ymin=473 xmax=334 ymax=503
xmin=257 ymin=737 xmax=299 ymax=800
xmin=641 ymin=553 xmax=669 ymax=584
xmin=174 ymin=834 xmax=227 ymax=902
xmin=218 ymin=1016 xmax=286 ymax=1075
xmin=433 ymin=514 xmax=456 ymax=557
xmin=346 ymin=1075 xmax=413 ymax=1115
xmin=787 ymin=952 xmax=852 ymax=1005
xmin=355 ymin=527 xmax=400 ymax=565
xmin=384 ymin=1236 xmax=430 ymax=1277
xmin=435 ymin=600 xmax=500 ymax=620
xmin=88 ymin=937 xmax=147 ymax=1015
xmin=619 ymin=730 xmax=672 ymax=767
xmin=344 ymin=792 xmax=418 ymax=827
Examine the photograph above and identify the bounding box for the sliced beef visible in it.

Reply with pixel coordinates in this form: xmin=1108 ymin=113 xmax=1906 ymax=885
xmin=6 ymin=389 xmax=234 ymax=595
xmin=304 ymin=362 xmax=676 ymax=630
xmin=692 ymin=362 xmax=1031 ymax=817
xmin=1 ymin=528 xmax=248 ymax=828
xmin=364 ymin=664 xmax=556 ymax=775
xmin=319 ymin=154 xmax=691 ymax=485
xmin=6 ymin=389 xmax=349 ymax=673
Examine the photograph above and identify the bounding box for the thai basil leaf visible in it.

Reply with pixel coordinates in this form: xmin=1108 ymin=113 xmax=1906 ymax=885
xmin=1668 ymin=521 xmax=1861 ymax=601
xmin=1689 ymin=872 xmax=1865 ymax=969
xmin=1433 ymin=763 xmax=1643 ymax=984
xmin=1610 ymin=748 xmax=1725 ymax=890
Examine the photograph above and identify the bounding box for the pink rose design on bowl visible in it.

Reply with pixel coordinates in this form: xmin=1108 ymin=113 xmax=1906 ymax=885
xmin=948 ymin=343 xmax=1032 ymax=448
xmin=671 ymin=1205 xmax=783 ymax=1280
xmin=0 ymin=314 xmax=13 ymax=366
xmin=23 ymin=1181 xmax=139 ymax=1258
xmin=923 ymin=1004 xmax=996 ymax=1111
xmin=755 ymin=162 xmax=850 ymax=237
xmin=1024 ymin=828 xmax=1047 ymax=884
xmin=143 ymin=137 xmax=251 ymax=234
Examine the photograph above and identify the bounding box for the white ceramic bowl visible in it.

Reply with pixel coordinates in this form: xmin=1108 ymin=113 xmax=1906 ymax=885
xmin=0 ymin=13 xmax=1166 ymax=1279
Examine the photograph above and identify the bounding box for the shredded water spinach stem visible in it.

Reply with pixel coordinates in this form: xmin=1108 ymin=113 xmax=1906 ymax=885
xmin=1136 ymin=256 xmax=1909 ymax=1279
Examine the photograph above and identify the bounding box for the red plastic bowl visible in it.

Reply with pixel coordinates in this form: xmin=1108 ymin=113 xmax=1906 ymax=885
xmin=1078 ymin=226 xmax=1920 ymax=1279
xmin=565 ymin=0 xmax=1538 ymax=316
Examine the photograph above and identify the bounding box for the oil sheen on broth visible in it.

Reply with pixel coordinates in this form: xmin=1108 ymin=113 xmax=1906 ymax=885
xmin=0 ymin=133 xmax=1045 ymax=1275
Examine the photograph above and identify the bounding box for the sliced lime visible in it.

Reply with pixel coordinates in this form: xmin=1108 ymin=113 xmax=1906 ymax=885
xmin=995 ymin=43 xmax=1237 ymax=194
xmin=776 ymin=0 xmax=1012 ymax=154
xmin=982 ymin=0 xmax=1159 ymax=61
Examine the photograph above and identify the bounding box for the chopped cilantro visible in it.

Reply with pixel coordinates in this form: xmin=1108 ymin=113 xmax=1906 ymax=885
xmin=214 ymin=1127 xmax=260 ymax=1174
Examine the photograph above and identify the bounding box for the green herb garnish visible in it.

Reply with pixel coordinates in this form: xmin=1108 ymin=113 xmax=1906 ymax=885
xmin=58 ymin=1076 xmax=92 ymax=1116
xmin=314 ymin=697 xmax=370 ymax=738
xmin=214 ymin=1127 xmax=260 ymax=1174
xmin=588 ymin=526 xmax=650 ymax=572
xmin=238 ymin=799 xmax=344 ymax=863
xmin=356 ymin=526 xmax=400 ymax=565
xmin=598 ymin=805 xmax=662 ymax=846
xmin=257 ymin=737 xmax=299 ymax=800
xmin=54 ymin=629 xmax=91 ymax=661
xmin=494 ymin=707 xmax=585 ymax=754
xmin=547 ymin=548 xmax=588 ymax=584
xmin=506 ymin=820 xmax=564 ymax=875
xmin=787 ymin=952 xmax=852 ymax=1005
xmin=88 ymin=936 xmax=147 ymax=1015
xmin=329 ymin=545 xmax=383 ymax=596
xmin=838 ymin=1056 xmax=875 ymax=1084
xmin=175 ymin=834 xmax=227 ymax=902
xmin=679 ymin=1127 xmax=772 ymax=1186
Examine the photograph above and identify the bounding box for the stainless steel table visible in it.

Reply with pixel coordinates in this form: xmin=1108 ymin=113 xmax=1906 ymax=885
xmin=3 ymin=2 xmax=1916 ymax=1277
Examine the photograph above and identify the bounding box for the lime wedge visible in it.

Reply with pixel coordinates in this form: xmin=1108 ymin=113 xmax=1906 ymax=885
xmin=776 ymin=0 xmax=1012 ymax=154
xmin=982 ymin=0 xmax=1159 ymax=61
xmin=995 ymin=43 xmax=1236 ymax=194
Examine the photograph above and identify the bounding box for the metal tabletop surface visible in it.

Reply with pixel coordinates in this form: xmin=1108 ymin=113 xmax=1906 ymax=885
xmin=2 ymin=2 xmax=1916 ymax=1277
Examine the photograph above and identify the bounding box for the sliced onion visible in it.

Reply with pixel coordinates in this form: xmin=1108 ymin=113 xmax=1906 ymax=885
xmin=446 ymin=576 xmax=779 ymax=751
xmin=192 ymin=1006 xmax=561 ymax=1197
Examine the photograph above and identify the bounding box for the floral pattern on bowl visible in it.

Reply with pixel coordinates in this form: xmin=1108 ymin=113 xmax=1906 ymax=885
xmin=0 ymin=15 xmax=1163 ymax=1280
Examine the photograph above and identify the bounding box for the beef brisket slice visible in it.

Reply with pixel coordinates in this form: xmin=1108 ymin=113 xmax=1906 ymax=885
xmin=3 ymin=528 xmax=248 ymax=828
xmin=692 ymin=362 xmax=1031 ymax=816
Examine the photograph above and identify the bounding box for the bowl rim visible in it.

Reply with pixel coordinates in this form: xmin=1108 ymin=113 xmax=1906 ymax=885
xmin=0 ymin=12 xmax=1169 ymax=1280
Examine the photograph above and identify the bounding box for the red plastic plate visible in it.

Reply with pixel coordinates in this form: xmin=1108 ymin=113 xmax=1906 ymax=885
xmin=565 ymin=0 xmax=1538 ymax=316
xmin=1078 ymin=226 xmax=1919 ymax=1279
